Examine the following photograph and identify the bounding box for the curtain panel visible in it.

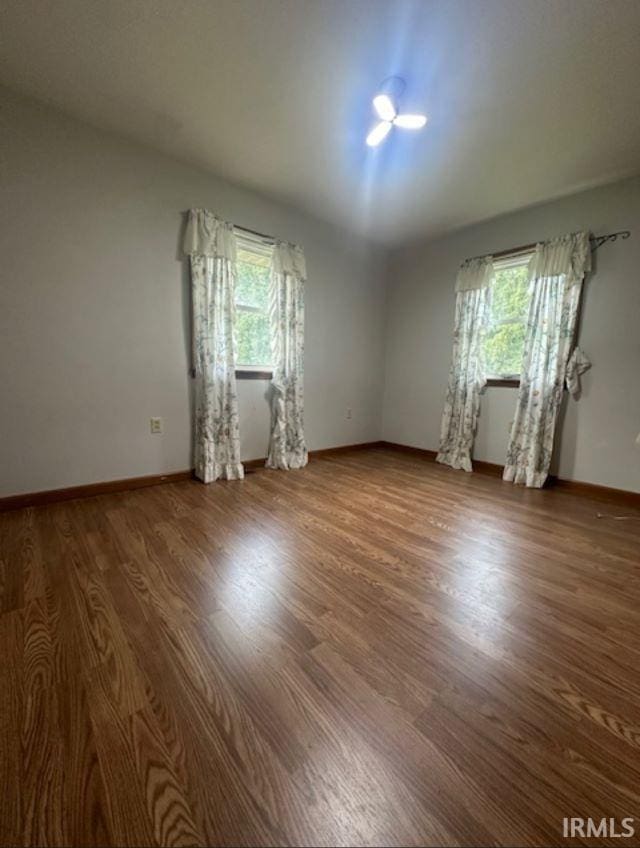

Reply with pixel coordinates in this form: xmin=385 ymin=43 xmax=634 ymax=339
xmin=436 ymin=256 xmax=494 ymax=472
xmin=266 ymin=242 xmax=308 ymax=470
xmin=503 ymin=231 xmax=591 ymax=488
xmin=183 ymin=209 xmax=244 ymax=483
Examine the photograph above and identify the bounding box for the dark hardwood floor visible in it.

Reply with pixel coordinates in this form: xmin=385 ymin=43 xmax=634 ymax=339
xmin=1 ymin=447 xmax=639 ymax=847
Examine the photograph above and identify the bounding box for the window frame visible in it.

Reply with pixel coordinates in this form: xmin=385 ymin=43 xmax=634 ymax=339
xmin=484 ymin=252 xmax=533 ymax=388
xmin=234 ymin=234 xmax=274 ymax=380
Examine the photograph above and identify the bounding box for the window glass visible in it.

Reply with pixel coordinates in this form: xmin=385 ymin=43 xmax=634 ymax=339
xmin=235 ymin=248 xmax=272 ymax=368
xmin=484 ymin=260 xmax=530 ymax=379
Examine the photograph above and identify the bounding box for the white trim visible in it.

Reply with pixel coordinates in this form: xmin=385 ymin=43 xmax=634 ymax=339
xmin=235 ymin=363 xmax=272 ymax=371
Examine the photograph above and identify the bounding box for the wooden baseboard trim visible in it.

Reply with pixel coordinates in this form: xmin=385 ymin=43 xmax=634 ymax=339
xmin=471 ymin=458 xmax=505 ymax=477
xmin=0 ymin=442 xmax=386 ymax=512
xmin=378 ymin=442 xmax=437 ymax=461
xmin=243 ymin=457 xmax=267 ymax=471
xmin=379 ymin=441 xmax=640 ymax=507
xmin=0 ymin=470 xmax=193 ymax=513
xmin=243 ymin=442 xmax=385 ymax=472
xmin=309 ymin=441 xmax=385 ymax=459
xmin=549 ymin=476 xmax=640 ymax=508
xmin=5 ymin=440 xmax=635 ymax=512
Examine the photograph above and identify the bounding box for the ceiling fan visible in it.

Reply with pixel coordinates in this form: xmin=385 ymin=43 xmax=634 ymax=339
xmin=366 ymin=77 xmax=427 ymax=147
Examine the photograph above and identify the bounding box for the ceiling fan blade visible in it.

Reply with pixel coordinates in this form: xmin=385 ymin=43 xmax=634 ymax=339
xmin=394 ymin=113 xmax=427 ymax=130
xmin=372 ymin=94 xmax=396 ymax=122
xmin=366 ymin=120 xmax=392 ymax=147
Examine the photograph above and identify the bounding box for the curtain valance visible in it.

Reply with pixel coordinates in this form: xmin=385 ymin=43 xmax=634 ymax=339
xmin=455 ymin=256 xmax=494 ymax=291
xmin=529 ymin=231 xmax=591 ymax=287
xmin=183 ymin=208 xmax=237 ymax=261
xmin=272 ymin=241 xmax=307 ymax=280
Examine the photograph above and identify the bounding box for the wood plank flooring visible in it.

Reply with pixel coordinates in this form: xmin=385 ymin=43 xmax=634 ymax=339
xmin=1 ymin=447 xmax=639 ymax=847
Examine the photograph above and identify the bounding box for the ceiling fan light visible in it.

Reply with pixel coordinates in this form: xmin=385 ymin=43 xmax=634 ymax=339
xmin=372 ymin=94 xmax=396 ymax=122
xmin=366 ymin=120 xmax=392 ymax=147
xmin=393 ymin=113 xmax=427 ymax=129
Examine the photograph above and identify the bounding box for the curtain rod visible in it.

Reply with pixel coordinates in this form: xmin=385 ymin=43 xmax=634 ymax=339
xmin=469 ymin=230 xmax=631 ymax=263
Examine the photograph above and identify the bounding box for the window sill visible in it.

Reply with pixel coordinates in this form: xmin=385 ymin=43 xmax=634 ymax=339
xmin=235 ymin=369 xmax=273 ymax=380
xmin=486 ymin=378 xmax=519 ymax=388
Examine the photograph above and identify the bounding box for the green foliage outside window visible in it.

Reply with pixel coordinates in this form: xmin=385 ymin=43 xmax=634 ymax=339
xmin=236 ymin=257 xmax=269 ymax=310
xmin=484 ymin=264 xmax=530 ymax=378
xmin=235 ymin=257 xmax=271 ymax=367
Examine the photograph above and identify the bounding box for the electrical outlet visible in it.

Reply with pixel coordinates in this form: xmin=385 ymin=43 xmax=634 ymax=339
xmin=346 ymin=407 xmax=352 ymax=420
xmin=635 ymin=432 xmax=640 ymax=447
xmin=150 ymin=417 xmax=163 ymax=434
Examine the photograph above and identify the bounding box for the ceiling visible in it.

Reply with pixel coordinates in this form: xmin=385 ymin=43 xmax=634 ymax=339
xmin=2 ymin=0 xmax=640 ymax=245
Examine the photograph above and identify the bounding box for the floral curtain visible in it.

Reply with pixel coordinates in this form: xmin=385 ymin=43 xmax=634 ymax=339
xmin=183 ymin=209 xmax=244 ymax=483
xmin=266 ymin=242 xmax=308 ymax=470
xmin=503 ymin=231 xmax=591 ymax=488
xmin=436 ymin=257 xmax=494 ymax=472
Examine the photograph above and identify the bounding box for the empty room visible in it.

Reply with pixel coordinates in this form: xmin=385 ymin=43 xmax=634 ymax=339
xmin=1 ymin=0 xmax=640 ymax=846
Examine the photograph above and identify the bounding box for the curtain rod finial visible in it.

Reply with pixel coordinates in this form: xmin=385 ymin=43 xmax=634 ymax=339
xmin=590 ymin=230 xmax=631 ymax=251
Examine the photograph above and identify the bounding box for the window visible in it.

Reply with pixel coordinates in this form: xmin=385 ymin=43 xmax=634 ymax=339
xmin=484 ymin=255 xmax=532 ymax=383
xmin=234 ymin=238 xmax=273 ymax=377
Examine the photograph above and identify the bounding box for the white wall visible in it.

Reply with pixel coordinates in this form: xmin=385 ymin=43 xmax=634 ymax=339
xmin=0 ymin=89 xmax=386 ymax=496
xmin=3 ymin=87 xmax=638 ymax=497
xmin=382 ymin=176 xmax=640 ymax=492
